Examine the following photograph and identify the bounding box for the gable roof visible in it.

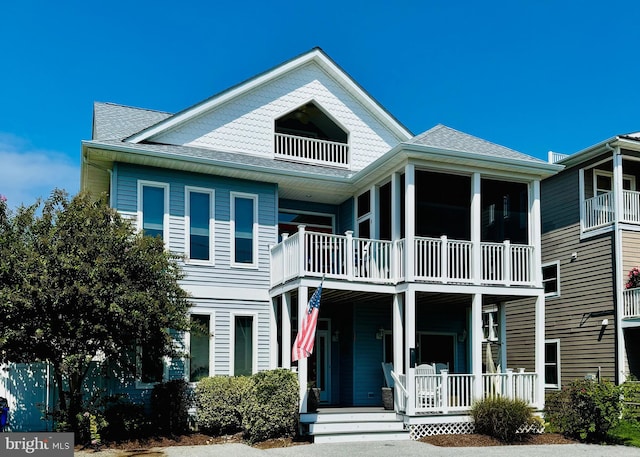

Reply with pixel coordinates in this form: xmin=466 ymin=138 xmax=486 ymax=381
xmin=407 ymin=124 xmax=548 ymax=165
xmin=124 ymin=47 xmax=413 ymax=144
xmin=92 ymin=102 xmax=172 ymax=141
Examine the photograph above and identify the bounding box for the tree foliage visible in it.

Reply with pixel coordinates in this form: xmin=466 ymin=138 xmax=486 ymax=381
xmin=0 ymin=190 xmax=190 ymax=433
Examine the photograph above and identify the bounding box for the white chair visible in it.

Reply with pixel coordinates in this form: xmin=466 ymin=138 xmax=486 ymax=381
xmin=415 ymin=364 xmax=438 ymax=407
xmin=435 ymin=362 xmax=449 ymax=373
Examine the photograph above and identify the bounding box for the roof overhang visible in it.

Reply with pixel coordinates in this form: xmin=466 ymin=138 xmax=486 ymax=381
xmin=557 ymin=135 xmax=640 ymax=168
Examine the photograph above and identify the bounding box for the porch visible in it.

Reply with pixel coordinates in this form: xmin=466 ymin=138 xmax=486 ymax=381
xmin=623 ymin=288 xmax=640 ymax=320
xmin=583 ymin=190 xmax=640 ymax=231
xmin=271 ymin=226 xmax=536 ymax=287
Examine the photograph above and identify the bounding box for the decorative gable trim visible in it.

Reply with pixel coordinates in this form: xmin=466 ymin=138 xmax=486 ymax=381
xmin=126 ymin=48 xmax=412 ymax=144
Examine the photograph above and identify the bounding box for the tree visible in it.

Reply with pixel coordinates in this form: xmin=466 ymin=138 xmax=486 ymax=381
xmin=0 ymin=190 xmax=190 ymax=434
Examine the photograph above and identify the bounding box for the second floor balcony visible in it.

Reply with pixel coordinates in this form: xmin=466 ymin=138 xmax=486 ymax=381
xmin=270 ymin=227 xmax=536 ymax=288
xmin=584 ymin=190 xmax=640 ymax=231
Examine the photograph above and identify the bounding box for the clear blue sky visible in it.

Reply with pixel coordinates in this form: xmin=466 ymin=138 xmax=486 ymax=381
xmin=2 ymin=0 xmax=640 ymax=208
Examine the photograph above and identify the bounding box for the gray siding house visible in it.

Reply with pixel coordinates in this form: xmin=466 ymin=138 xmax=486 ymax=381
xmin=2 ymin=48 xmax=560 ymax=440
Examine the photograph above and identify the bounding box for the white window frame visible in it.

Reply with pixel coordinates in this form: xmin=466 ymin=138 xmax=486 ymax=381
xmin=545 ymin=338 xmax=561 ymax=389
xmin=135 ymin=345 xmax=169 ymax=389
xmin=186 ymin=311 xmax=215 ymax=383
xmin=185 ymin=187 xmax=215 ymax=265
xmin=230 ymin=192 xmax=258 ymax=268
xmin=542 ymin=261 xmax=561 ymax=298
xmin=356 ymin=189 xmax=372 ymax=238
xmin=137 ymin=180 xmax=170 ymax=243
xmin=229 ymin=312 xmax=258 ymax=376
xmin=593 ymin=169 xmax=636 ymax=195
xmin=482 ymin=306 xmax=499 ymax=342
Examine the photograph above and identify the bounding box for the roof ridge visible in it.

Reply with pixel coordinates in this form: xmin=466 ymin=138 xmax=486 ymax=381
xmin=94 ymin=101 xmax=173 ymax=115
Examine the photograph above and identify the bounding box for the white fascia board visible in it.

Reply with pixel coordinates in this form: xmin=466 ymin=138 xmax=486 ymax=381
xmin=557 ymin=136 xmax=621 ymax=168
xmin=127 ymin=49 xmax=412 ymax=144
xmin=83 ymin=141 xmax=354 ymax=185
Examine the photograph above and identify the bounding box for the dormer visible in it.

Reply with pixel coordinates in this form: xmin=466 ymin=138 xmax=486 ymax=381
xmin=274 ymin=102 xmax=349 ymax=168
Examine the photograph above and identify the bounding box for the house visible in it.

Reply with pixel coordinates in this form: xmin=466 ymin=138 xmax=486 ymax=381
xmin=3 ymin=48 xmax=561 ymax=439
xmin=523 ymin=135 xmax=640 ymax=392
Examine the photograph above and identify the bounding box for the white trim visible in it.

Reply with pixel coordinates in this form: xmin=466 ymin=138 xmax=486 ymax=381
xmin=481 ymin=306 xmax=499 ymax=342
xmin=278 ymin=208 xmax=335 ymax=234
xmin=185 ymin=311 xmax=216 ymax=383
xmin=229 ymin=312 xmax=258 ymax=376
xmin=230 ymin=192 xmax=259 ymax=268
xmin=137 ymin=180 xmax=170 ymax=244
xmin=593 ymin=169 xmax=636 ymax=195
xmin=542 ymin=260 xmax=561 ymax=298
xmin=544 ymin=338 xmax=561 ymax=390
xmin=185 ymin=186 xmax=215 ymax=265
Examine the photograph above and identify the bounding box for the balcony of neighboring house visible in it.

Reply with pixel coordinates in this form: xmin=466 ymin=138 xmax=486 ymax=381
xmin=274 ymin=102 xmax=350 ymax=169
xmin=581 ymin=160 xmax=640 ymax=232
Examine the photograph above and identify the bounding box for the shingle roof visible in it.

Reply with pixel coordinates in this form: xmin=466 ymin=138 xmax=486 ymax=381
xmin=93 ymin=102 xmax=172 ymax=141
xmin=407 ymin=124 xmax=546 ymax=164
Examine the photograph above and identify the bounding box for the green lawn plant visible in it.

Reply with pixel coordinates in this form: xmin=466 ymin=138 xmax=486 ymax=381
xmin=471 ymin=396 xmax=535 ymax=443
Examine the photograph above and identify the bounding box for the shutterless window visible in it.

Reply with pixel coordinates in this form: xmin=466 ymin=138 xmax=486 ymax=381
xmin=482 ymin=309 xmax=499 ymax=342
xmin=232 ymin=194 xmax=257 ymax=265
xmin=137 ymin=346 xmax=164 ymax=384
xmin=234 ymin=316 xmax=254 ymax=376
xmin=190 ymin=314 xmax=211 ymax=382
xmin=545 ymin=340 xmax=560 ymax=388
xmin=542 ymin=262 xmax=560 ymax=297
xmin=142 ymin=185 xmax=166 ymax=239
xmin=187 ymin=189 xmax=213 ymax=262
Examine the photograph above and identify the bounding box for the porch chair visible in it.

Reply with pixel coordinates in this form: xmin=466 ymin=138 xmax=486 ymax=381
xmin=435 ymin=362 xmax=449 ymax=373
xmin=415 ymin=364 xmax=438 ymax=408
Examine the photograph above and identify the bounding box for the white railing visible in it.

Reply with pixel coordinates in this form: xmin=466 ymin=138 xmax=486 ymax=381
xmin=623 ymin=288 xmax=640 ymax=319
xmin=274 ymin=133 xmax=349 ymax=168
xmin=548 ymin=151 xmax=569 ymax=164
xmin=393 ymin=369 xmax=537 ymax=415
xmin=483 ymin=369 xmax=537 ymax=405
xmin=623 ymin=190 xmax=640 ymax=224
xmin=270 ymin=228 xmax=535 ymax=287
xmin=584 ymin=192 xmax=615 ymax=230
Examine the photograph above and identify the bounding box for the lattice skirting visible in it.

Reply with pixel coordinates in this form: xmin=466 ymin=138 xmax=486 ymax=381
xmin=406 ymin=419 xmax=543 ymax=440
xmin=407 ymin=421 xmax=475 ymax=439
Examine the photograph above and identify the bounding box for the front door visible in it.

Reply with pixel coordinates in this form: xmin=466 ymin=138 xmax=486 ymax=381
xmin=309 ymin=319 xmax=331 ymax=403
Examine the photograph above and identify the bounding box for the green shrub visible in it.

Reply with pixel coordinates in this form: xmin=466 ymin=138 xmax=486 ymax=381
xmin=621 ymin=381 xmax=640 ymax=423
xmin=150 ymin=379 xmax=192 ymax=436
xmin=545 ymin=379 xmax=622 ymax=442
xmin=196 ymin=375 xmax=251 ymax=435
xmin=471 ymin=396 xmax=535 ymax=443
xmin=103 ymin=400 xmax=150 ymax=441
xmin=242 ymin=369 xmax=299 ymax=444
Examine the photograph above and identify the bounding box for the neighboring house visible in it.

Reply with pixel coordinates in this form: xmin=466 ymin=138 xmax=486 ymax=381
xmin=524 ymin=135 xmax=640 ymax=393
xmin=2 ymin=48 xmax=561 ymax=439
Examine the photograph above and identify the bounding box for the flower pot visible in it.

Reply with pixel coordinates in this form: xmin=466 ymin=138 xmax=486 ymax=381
xmin=307 ymin=387 xmax=321 ymax=412
xmin=382 ymin=387 xmax=394 ymax=410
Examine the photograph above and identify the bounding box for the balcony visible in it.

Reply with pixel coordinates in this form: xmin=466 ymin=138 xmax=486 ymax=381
xmin=270 ymin=228 xmax=536 ymax=288
xmin=274 ymin=133 xmax=349 ymax=168
xmin=584 ymin=190 xmax=640 ymax=231
xmin=623 ymin=288 xmax=640 ymax=319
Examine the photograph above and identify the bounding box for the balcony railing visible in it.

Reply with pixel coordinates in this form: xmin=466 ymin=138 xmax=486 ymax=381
xmin=392 ymin=369 xmax=538 ymax=415
xmin=274 ymin=133 xmax=349 ymax=168
xmin=623 ymin=288 xmax=640 ymax=319
xmin=584 ymin=190 xmax=640 ymax=231
xmin=270 ymin=227 xmax=536 ymax=287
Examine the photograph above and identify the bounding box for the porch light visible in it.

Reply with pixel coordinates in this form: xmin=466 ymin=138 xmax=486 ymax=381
xmin=332 ymin=330 xmax=340 ymax=342
xmin=376 ymin=327 xmax=385 ymax=340
xmin=458 ymin=329 xmax=467 ymax=343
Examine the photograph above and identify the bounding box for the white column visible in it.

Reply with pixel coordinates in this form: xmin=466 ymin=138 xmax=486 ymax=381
xmin=297 ymin=285 xmax=309 ymax=412
xmin=579 ymin=168 xmax=585 ymax=232
xmin=405 ymin=288 xmax=416 ymax=372
xmin=534 ymin=293 xmax=545 ymax=410
xmin=613 ymin=147 xmax=626 ymax=383
xmin=613 ymin=147 xmax=624 ymax=221
xmin=270 ymin=297 xmax=278 ymax=369
xmin=471 ymin=172 xmax=481 ymax=284
xmin=281 ymin=292 xmax=292 ymax=369
xmin=530 ymin=180 xmax=542 ymax=287
xmin=393 ymin=293 xmax=404 ymax=374
xmin=405 ymin=164 xmax=416 ymax=282
xmin=471 ymin=293 xmax=483 ymax=401
xmin=392 ymin=172 xmax=402 ymax=281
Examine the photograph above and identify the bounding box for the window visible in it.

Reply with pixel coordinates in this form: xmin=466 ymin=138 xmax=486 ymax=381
xmin=232 ymin=315 xmax=256 ymax=376
xmin=231 ymin=193 xmax=258 ymax=266
xmin=542 ymin=261 xmax=560 ymax=297
xmin=593 ymin=170 xmax=636 ymax=195
xmin=545 ymin=339 xmax=561 ymax=389
xmin=188 ymin=314 xmax=213 ymax=382
xmin=136 ymin=346 xmax=165 ymax=387
xmin=186 ymin=187 xmax=214 ymax=263
xmin=357 ymin=190 xmax=371 ymax=238
xmin=482 ymin=307 xmax=499 ymax=342
xmin=278 ymin=210 xmax=334 ymax=237
xmin=138 ymin=181 xmax=169 ymax=240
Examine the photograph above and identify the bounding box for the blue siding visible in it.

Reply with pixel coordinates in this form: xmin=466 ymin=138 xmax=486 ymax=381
xmin=114 ymin=163 xmax=278 ymax=290
xmin=338 ymin=198 xmax=354 ymax=234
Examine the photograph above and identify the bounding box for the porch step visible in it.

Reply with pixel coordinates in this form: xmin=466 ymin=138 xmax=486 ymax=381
xmin=300 ymin=409 xmax=409 ymax=444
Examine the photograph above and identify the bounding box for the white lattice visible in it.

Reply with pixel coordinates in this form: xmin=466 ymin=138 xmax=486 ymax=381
xmin=408 ymin=421 xmax=475 ymax=439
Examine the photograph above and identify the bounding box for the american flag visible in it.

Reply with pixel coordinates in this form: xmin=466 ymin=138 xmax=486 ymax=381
xmin=292 ymin=283 xmax=323 ymax=362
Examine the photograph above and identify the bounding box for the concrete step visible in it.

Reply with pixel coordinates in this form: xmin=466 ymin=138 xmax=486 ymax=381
xmin=313 ymin=431 xmax=409 ymax=444
xmin=301 ymin=409 xmax=409 ymax=443
xmin=310 ymin=420 xmax=405 ymax=434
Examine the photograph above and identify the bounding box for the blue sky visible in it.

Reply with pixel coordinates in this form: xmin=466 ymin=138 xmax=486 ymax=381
xmin=2 ymin=0 xmax=640 ymax=208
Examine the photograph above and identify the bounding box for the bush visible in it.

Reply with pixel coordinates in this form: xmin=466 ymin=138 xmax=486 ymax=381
xmin=103 ymin=400 xmax=150 ymax=441
xmin=196 ymin=375 xmax=252 ymax=435
xmin=242 ymin=369 xmax=299 ymax=444
xmin=150 ymin=379 xmax=192 ymax=436
xmin=471 ymin=396 xmax=535 ymax=443
xmin=545 ymin=379 xmax=622 ymax=442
